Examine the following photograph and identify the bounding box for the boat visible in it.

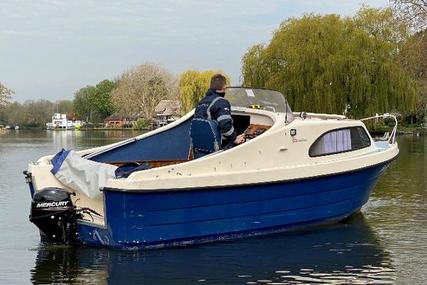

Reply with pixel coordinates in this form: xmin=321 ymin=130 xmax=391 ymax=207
xmin=24 ymin=87 xmax=399 ymax=249
xmin=46 ymin=113 xmax=82 ymax=130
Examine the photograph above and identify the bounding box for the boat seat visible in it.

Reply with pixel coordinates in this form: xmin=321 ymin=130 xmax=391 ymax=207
xmin=190 ymin=118 xmax=221 ymax=155
xmin=115 ymin=162 xmax=151 ymax=178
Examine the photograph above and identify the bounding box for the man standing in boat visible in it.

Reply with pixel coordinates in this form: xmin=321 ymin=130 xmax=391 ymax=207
xmin=191 ymin=74 xmax=245 ymax=158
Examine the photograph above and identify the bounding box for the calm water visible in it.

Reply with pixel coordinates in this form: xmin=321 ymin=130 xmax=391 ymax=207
xmin=0 ymin=130 xmax=425 ymax=285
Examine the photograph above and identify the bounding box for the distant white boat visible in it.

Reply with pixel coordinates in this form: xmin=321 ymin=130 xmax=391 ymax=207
xmin=46 ymin=113 xmax=82 ymax=130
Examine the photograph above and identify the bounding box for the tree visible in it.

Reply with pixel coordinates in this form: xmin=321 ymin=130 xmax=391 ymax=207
xmin=73 ymin=79 xmax=116 ymax=123
xmin=178 ymin=70 xmax=230 ymax=114
xmin=112 ymin=63 xmax=177 ymax=123
xmin=22 ymin=100 xmax=55 ymax=127
xmin=1 ymin=100 xmax=55 ymax=127
xmin=94 ymin=80 xmax=116 ymax=119
xmin=1 ymin=99 xmax=74 ymax=128
xmin=1 ymin=102 xmax=23 ymax=125
xmin=391 ymin=0 xmax=427 ymax=31
xmin=355 ymin=7 xmax=410 ymax=47
xmin=73 ymin=85 xmax=97 ymax=122
xmin=241 ymin=45 xmax=269 ymax=90
xmin=56 ymin=100 xmax=74 ymax=114
xmin=0 ymin=82 xmax=13 ymax=108
xmin=400 ymin=29 xmax=427 ymax=122
xmin=241 ymin=8 xmax=417 ymax=118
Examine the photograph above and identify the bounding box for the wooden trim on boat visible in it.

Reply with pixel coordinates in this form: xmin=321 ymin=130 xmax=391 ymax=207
xmin=109 ymin=160 xmax=188 ymax=168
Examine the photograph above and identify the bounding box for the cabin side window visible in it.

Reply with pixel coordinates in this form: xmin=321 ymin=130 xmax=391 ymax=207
xmin=309 ymin=127 xmax=371 ymax=157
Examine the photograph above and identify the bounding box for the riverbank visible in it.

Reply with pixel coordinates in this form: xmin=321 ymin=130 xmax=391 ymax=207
xmin=7 ymin=126 xmax=427 ymax=135
xmin=369 ymin=124 xmax=426 ymax=136
xmin=1 ymin=126 xmax=148 ymax=131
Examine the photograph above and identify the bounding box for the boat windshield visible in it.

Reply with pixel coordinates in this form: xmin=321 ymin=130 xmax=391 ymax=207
xmin=225 ymin=87 xmax=293 ymax=121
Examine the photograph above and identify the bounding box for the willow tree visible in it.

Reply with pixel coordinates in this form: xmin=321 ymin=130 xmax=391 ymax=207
xmin=179 ymin=70 xmax=230 ymax=114
xmin=242 ymin=8 xmax=417 ymax=118
xmin=400 ymin=29 xmax=427 ymax=121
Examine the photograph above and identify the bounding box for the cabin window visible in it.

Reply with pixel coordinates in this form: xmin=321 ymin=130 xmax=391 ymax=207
xmin=309 ymin=127 xmax=371 ymax=157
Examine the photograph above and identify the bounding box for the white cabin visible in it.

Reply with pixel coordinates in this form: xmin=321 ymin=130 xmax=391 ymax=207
xmin=46 ymin=113 xmax=82 ymax=130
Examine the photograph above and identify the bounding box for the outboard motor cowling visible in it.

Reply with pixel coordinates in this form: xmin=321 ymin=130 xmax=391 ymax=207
xmin=30 ymin=188 xmax=80 ymax=244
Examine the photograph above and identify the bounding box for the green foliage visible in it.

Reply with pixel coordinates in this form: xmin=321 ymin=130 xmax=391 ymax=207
xmin=56 ymin=100 xmax=74 ymax=114
xmin=241 ymin=8 xmax=417 ymax=118
xmin=73 ymin=85 xmax=97 ymax=122
xmin=241 ymin=45 xmax=268 ymax=90
xmin=95 ymin=80 xmax=116 ymax=118
xmin=73 ymin=80 xmax=116 ymax=123
xmin=0 ymin=102 xmax=21 ymax=125
xmin=354 ymin=7 xmax=409 ymax=46
xmin=135 ymin=118 xmax=150 ymax=130
xmin=179 ymin=70 xmax=230 ymax=114
xmin=1 ymin=99 xmax=56 ymax=127
xmin=399 ymin=29 xmax=427 ymax=121
xmin=23 ymin=100 xmax=55 ymax=127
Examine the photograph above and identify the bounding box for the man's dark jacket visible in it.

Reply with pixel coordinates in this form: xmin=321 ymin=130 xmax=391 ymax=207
xmin=193 ymin=88 xmax=236 ymax=143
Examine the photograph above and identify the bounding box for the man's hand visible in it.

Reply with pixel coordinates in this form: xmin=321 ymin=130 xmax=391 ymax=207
xmin=234 ymin=134 xmax=245 ymax=145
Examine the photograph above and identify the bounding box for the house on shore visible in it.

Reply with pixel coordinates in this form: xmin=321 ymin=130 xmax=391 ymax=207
xmin=104 ymin=114 xmax=136 ymax=128
xmin=153 ymin=100 xmax=180 ymax=128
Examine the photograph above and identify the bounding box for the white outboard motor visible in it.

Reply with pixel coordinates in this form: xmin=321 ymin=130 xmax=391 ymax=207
xmin=30 ymin=188 xmax=80 ymax=244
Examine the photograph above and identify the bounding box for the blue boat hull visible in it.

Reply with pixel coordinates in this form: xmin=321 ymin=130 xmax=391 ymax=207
xmin=77 ymin=162 xmax=390 ymax=249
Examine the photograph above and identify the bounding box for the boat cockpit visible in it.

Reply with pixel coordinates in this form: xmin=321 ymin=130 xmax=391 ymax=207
xmin=85 ymin=87 xmax=293 ymax=170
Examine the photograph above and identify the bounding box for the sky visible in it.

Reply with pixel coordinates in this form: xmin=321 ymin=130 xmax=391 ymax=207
xmin=0 ymin=0 xmax=389 ymax=102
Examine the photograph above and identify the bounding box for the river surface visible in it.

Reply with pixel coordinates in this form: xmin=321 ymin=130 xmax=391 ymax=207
xmin=0 ymin=130 xmax=425 ymax=285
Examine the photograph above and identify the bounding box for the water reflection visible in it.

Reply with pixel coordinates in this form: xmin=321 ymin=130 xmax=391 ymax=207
xmin=31 ymin=214 xmax=394 ymax=285
xmin=49 ymin=130 xmax=140 ymax=150
xmin=364 ymin=135 xmax=427 ymax=284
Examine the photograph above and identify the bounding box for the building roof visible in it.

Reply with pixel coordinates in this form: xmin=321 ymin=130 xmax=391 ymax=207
xmin=104 ymin=114 xmax=127 ymax=122
xmin=155 ymin=100 xmax=180 ymax=117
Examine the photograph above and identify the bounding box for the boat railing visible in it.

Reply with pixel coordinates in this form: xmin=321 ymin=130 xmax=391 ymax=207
xmin=360 ymin=113 xmax=398 ymax=144
xmin=292 ymin=112 xmax=347 ymax=120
